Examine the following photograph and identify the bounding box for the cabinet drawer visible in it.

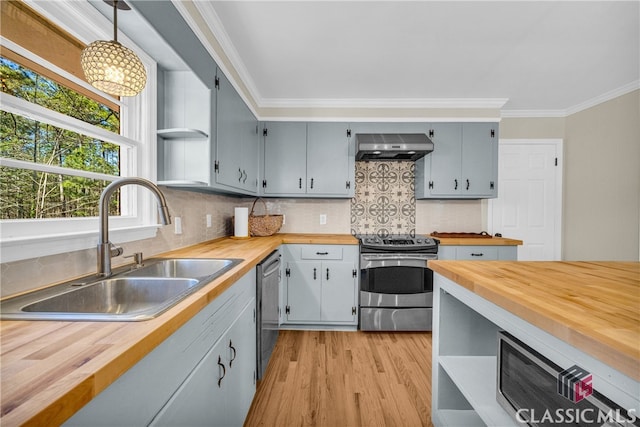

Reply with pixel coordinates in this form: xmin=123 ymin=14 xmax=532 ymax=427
xmin=456 ymin=246 xmax=498 ymax=260
xmin=299 ymin=245 xmax=343 ymax=260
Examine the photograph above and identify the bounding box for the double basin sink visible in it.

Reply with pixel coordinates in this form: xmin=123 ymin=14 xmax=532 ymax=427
xmin=0 ymin=258 xmax=242 ymax=321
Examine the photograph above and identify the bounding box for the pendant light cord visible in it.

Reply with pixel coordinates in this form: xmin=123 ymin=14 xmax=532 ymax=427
xmin=113 ymin=0 xmax=118 ymax=43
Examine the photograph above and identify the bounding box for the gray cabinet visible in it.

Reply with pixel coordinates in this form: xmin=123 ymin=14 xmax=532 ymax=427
xmin=416 ymin=123 xmax=498 ymax=199
xmin=215 ymin=69 xmax=260 ymax=194
xmin=262 ymin=122 xmax=354 ymax=198
xmin=64 ymin=269 xmax=256 ymax=427
xmin=281 ymin=245 xmax=358 ymax=326
xmin=438 ymin=245 xmax=517 ymax=260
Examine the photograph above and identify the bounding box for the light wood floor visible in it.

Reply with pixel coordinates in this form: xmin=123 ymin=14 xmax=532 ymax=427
xmin=245 ymin=330 xmax=433 ymax=427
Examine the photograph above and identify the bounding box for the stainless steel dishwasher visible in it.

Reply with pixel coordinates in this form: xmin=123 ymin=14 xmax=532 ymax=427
xmin=256 ymin=249 xmax=281 ymax=380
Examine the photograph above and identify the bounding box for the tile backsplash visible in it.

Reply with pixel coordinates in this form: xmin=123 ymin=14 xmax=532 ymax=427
xmin=351 ymin=161 xmax=416 ymax=236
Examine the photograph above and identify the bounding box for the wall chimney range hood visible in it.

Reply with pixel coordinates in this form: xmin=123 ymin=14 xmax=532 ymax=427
xmin=355 ymin=133 xmax=434 ymax=161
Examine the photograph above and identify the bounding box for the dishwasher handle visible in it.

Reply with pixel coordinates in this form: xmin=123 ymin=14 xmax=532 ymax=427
xmin=261 ymin=252 xmax=281 ymax=278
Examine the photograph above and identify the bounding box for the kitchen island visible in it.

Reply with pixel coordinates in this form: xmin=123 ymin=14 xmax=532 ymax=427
xmin=429 ymin=260 xmax=640 ymax=426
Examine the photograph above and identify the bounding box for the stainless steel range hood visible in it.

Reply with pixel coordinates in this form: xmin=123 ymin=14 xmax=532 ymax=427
xmin=355 ymin=134 xmax=434 ymax=161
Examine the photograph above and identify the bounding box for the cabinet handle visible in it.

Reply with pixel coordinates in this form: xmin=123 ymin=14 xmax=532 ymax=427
xmin=217 ymin=356 xmax=226 ymax=387
xmin=238 ymin=168 xmax=242 ymax=182
xmin=466 ymin=179 xmax=470 ymax=190
xmin=326 ymin=268 xmax=329 ymax=280
xmin=313 ymin=268 xmax=317 ymax=280
xmin=310 ymin=178 xmax=314 ymax=189
xmin=471 ymin=253 xmax=484 ymax=257
xmin=242 ymin=170 xmax=247 ymax=184
xmin=454 ymin=179 xmax=458 ymax=190
xmin=299 ymin=178 xmax=302 ymax=189
xmin=316 ymin=251 xmax=329 ymax=255
xmin=229 ymin=339 xmax=237 ymax=367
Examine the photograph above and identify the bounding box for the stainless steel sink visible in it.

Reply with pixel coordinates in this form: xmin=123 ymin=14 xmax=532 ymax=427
xmin=123 ymin=258 xmax=238 ymax=280
xmin=0 ymin=257 xmax=242 ymax=321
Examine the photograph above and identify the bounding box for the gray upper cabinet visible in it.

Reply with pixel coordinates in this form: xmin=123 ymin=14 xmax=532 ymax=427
xmin=415 ymin=122 xmax=498 ymax=199
xmin=262 ymin=122 xmax=307 ymax=195
xmin=215 ymin=70 xmax=260 ymax=194
xmin=262 ymin=122 xmax=354 ymax=198
xmin=307 ymin=122 xmax=352 ymax=196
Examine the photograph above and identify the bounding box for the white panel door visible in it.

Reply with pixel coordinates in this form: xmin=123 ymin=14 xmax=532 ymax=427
xmin=490 ymin=140 xmax=562 ymax=260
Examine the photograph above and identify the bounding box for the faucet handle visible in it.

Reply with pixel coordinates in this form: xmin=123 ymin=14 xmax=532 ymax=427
xmin=110 ymin=244 xmax=123 ymax=258
xmin=125 ymin=252 xmax=144 ymax=268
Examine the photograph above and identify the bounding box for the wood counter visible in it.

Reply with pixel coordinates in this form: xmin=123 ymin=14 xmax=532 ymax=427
xmin=429 ymin=260 xmax=640 ymax=381
xmin=434 ymin=236 xmax=522 ymax=246
xmin=0 ymin=234 xmax=356 ymax=427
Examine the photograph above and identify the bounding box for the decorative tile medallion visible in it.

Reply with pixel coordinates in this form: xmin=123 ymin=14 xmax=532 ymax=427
xmin=350 ymin=161 xmax=415 ymax=237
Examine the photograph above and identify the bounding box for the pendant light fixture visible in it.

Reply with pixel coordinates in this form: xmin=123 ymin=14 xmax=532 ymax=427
xmin=80 ymin=0 xmax=146 ymax=97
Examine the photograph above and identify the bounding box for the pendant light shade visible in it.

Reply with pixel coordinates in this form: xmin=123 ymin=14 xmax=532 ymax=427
xmin=81 ymin=0 xmax=146 ymax=97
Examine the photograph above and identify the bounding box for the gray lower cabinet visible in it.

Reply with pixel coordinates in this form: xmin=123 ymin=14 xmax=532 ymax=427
xmin=262 ymin=122 xmax=354 ymax=198
xmin=416 ymin=123 xmax=499 ymax=199
xmin=281 ymin=245 xmax=358 ymax=326
xmin=438 ymin=245 xmax=517 ymax=260
xmin=63 ymin=269 xmax=256 ymax=427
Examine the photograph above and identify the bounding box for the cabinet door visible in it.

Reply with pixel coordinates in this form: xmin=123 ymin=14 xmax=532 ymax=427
xmin=150 ymin=337 xmax=228 ymax=426
xmin=426 ymin=123 xmax=463 ymax=196
xmin=286 ymin=261 xmax=321 ymax=322
xmin=226 ymin=300 xmax=257 ymax=426
xmin=215 ymin=70 xmax=245 ymax=190
xmin=320 ymin=261 xmax=357 ymax=323
xmin=263 ymin=122 xmax=307 ymax=195
xmin=461 ymin=123 xmax=498 ymax=197
xmin=306 ymin=122 xmax=352 ymax=196
xmin=240 ymin=105 xmax=260 ymax=193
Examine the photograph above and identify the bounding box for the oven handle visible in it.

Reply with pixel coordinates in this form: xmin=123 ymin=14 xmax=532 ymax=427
xmin=360 ymin=254 xmax=436 ymax=269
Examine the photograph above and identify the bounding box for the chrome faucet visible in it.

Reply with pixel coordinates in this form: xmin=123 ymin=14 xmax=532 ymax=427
xmin=97 ymin=178 xmax=171 ymax=277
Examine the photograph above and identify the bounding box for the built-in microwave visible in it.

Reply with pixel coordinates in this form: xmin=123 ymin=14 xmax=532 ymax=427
xmin=497 ymin=331 xmax=638 ymax=427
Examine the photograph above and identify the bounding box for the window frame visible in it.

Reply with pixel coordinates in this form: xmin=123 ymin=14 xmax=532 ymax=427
xmin=0 ymin=1 xmax=159 ymax=263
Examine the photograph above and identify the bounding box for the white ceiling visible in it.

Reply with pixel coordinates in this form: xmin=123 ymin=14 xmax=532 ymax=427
xmin=193 ymin=1 xmax=639 ymax=115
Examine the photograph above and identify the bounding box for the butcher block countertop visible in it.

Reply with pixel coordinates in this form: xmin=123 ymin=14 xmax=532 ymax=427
xmin=0 ymin=233 xmax=356 ymax=427
xmin=429 ymin=260 xmax=640 ymax=382
xmin=434 ymin=236 xmax=522 ymax=246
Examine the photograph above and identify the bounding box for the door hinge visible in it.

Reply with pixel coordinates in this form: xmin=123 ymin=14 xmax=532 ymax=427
xmin=262 ymin=179 xmax=267 ymax=188
xmin=347 ymin=129 xmax=352 ymax=138
xmin=214 ymin=160 xmax=219 ymax=173
xmin=352 ymin=269 xmax=357 ymax=278
xmin=490 ymin=129 xmax=496 ymax=138
xmin=428 ymin=181 xmax=434 ymax=189
xmin=429 ymin=129 xmax=434 ymax=138
xmin=285 ymin=305 xmax=290 ymax=315
xmin=346 ymin=181 xmax=351 ymax=189
xmin=555 ymin=157 xmax=558 ymax=166
xmin=215 ymin=76 xmax=220 ymax=90
xmin=352 ymin=307 xmax=357 ymax=316
xmin=263 ymin=128 xmax=268 ymax=137
xmin=285 ymin=267 xmax=290 ymax=277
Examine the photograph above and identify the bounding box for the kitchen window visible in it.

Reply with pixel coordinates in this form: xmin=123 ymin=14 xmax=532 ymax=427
xmin=0 ymin=1 xmax=158 ymax=263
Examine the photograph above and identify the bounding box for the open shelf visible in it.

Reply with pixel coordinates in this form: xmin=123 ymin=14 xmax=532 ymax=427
xmin=157 ymin=128 xmax=208 ymax=139
xmin=438 ymin=356 xmax=515 ymax=426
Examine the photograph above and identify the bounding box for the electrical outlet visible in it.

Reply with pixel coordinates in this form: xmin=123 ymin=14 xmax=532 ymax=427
xmin=206 ymin=214 xmax=212 ymax=228
xmin=319 ymin=214 xmax=327 ymax=225
xmin=174 ymin=216 xmax=182 ymax=234
xmin=282 ymin=214 xmax=286 ymax=225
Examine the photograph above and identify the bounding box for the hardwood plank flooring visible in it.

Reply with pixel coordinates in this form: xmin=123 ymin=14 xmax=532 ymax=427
xmin=245 ymin=331 xmax=433 ymax=427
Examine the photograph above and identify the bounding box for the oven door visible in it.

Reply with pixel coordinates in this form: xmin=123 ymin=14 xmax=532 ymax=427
xmin=360 ymin=253 xmax=434 ymax=303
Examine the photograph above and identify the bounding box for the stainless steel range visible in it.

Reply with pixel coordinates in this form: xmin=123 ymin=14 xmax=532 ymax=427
xmin=358 ymin=234 xmax=439 ymax=331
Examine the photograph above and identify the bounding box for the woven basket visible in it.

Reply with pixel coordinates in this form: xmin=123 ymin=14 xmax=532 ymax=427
xmin=248 ymin=198 xmax=283 ymax=237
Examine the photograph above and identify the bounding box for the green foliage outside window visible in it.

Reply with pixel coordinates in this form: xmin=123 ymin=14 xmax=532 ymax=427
xmin=1 ymin=57 xmax=123 ymax=219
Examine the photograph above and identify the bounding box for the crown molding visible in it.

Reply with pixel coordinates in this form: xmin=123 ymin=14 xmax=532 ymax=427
xmin=260 ymin=98 xmax=509 ymax=110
